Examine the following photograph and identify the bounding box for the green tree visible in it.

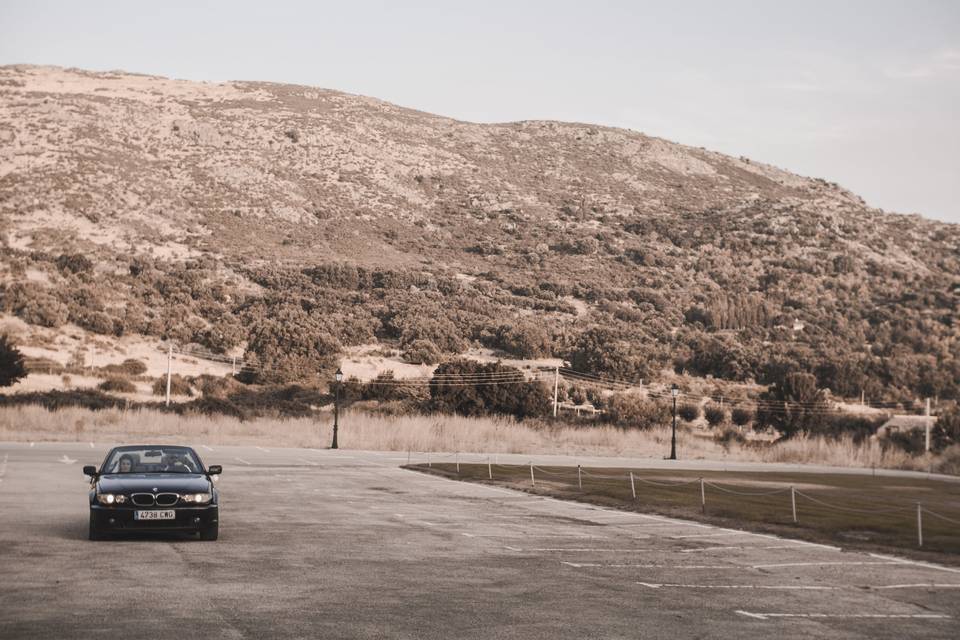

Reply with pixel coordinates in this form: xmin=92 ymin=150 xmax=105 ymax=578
xmin=731 ymin=406 xmax=754 ymax=428
xmin=0 ymin=335 xmax=27 ymax=388
xmin=242 ymin=305 xmax=342 ymax=384
xmin=602 ymin=393 xmax=671 ymax=429
xmin=428 ymin=360 xmax=550 ymax=419
xmin=704 ymin=404 xmax=728 ymax=428
xmin=756 ymin=371 xmax=830 ymax=438
xmin=678 ymin=402 xmax=701 ymax=422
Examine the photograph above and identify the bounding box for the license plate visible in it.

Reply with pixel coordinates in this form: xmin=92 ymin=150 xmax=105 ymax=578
xmin=135 ymin=510 xmax=176 ymax=520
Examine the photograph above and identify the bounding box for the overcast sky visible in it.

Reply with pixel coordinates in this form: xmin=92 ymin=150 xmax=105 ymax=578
xmin=2 ymin=1 xmax=958 ymax=224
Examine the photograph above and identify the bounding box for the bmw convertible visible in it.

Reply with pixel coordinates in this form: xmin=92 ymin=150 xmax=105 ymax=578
xmin=84 ymin=445 xmax=221 ymax=541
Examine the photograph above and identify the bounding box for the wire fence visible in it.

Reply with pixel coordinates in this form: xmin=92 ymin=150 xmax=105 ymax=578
xmin=407 ymin=455 xmax=960 ymax=552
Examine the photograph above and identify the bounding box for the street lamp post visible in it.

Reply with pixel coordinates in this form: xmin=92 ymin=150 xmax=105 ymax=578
xmin=669 ymin=383 xmax=679 ymax=460
xmin=331 ymin=367 xmax=343 ymax=450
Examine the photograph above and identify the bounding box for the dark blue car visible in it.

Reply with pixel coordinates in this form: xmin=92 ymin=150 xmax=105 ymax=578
xmin=84 ymin=445 xmax=221 ymax=541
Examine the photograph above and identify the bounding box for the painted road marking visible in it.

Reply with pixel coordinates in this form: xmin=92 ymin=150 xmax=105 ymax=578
xmin=526 ymin=548 xmax=657 ymax=553
xmin=565 ymin=562 xmax=733 ymax=569
xmin=870 ymin=584 xmax=960 ymax=590
xmin=29 ymin=442 xmax=34 ymax=447
xmin=566 ymin=561 xmax=903 ymax=570
xmin=639 ymin=583 xmax=835 ymax=590
xmin=297 ymin=458 xmax=319 ymax=466
xmin=869 ymin=553 xmax=960 ymax=575
xmin=612 ymin=522 xmax=711 ymax=529
xmin=58 ymin=454 xmax=77 ymax=464
xmin=89 ymin=442 xmax=94 ymax=448
xmin=235 ymin=457 xmax=252 ymax=465
xmin=735 ymin=611 xmax=951 ymax=621
xmin=308 ymin=449 xmax=356 ymax=458
xmin=201 ymin=445 xmax=214 ymax=451
xmin=752 ymin=561 xmax=901 ymax=569
xmin=681 ymin=545 xmax=821 ymax=553
xmin=671 ymin=532 xmax=747 ymax=539
xmin=641 ymin=583 xmax=960 ymax=591
xmin=255 ymin=446 xmax=271 ymax=453
xmin=459 ymin=533 xmax=607 ymax=539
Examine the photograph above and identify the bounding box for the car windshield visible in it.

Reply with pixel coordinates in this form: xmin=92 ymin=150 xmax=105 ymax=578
xmin=103 ymin=447 xmax=201 ymax=474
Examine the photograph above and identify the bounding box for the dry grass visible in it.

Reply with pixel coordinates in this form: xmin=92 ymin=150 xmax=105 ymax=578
xmin=0 ymin=405 xmax=948 ymax=473
xmin=417 ymin=464 xmax=960 ymax=558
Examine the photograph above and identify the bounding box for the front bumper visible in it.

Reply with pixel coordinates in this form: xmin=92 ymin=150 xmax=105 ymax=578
xmin=90 ymin=504 xmax=218 ymax=532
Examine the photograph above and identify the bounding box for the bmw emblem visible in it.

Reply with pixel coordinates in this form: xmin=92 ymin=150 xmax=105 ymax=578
xmin=152 ymin=487 xmax=158 ymax=492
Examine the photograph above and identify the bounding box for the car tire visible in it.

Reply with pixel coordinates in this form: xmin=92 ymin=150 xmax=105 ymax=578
xmin=88 ymin=513 xmax=102 ymax=541
xmin=199 ymin=521 xmax=218 ymax=541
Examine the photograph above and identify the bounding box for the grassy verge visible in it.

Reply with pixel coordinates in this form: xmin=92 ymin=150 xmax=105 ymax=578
xmin=1 ymin=403 xmax=957 ymax=475
xmin=410 ymin=463 xmax=960 ymax=564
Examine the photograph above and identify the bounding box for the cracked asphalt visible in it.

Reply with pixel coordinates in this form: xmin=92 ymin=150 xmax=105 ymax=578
xmin=1 ymin=442 xmax=957 ymax=639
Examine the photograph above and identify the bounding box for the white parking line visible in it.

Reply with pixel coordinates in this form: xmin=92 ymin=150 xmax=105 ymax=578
xmin=564 ymin=562 xmax=733 ymax=569
xmin=459 ymin=532 xmax=607 ymax=539
xmin=611 ymin=522 xmax=711 ymax=529
xmin=255 ymin=446 xmax=271 ymax=453
xmin=563 ymin=561 xmax=903 ymax=570
xmin=639 ymin=583 xmax=835 ymax=590
xmin=89 ymin=442 xmax=94 ymax=448
xmin=30 ymin=442 xmax=35 ymax=447
xmin=526 ymin=548 xmax=657 ymax=553
xmin=681 ymin=545 xmax=821 ymax=553
xmin=297 ymin=458 xmax=319 ymax=466
xmin=871 ymin=584 xmax=960 ymax=590
xmin=869 ymin=553 xmax=960 ymax=575
xmin=735 ymin=611 xmax=951 ymax=621
xmin=235 ymin=457 xmax=252 ymax=465
xmin=752 ymin=561 xmax=900 ymax=569
xmin=201 ymin=445 xmax=214 ymax=451
xmin=641 ymin=582 xmax=960 ymax=592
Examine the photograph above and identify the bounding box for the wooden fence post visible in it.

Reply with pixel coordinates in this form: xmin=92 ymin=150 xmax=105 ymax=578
xmin=917 ymin=503 xmax=923 ymax=548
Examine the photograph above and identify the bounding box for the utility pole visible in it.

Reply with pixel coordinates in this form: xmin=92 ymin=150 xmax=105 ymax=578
xmin=553 ymin=366 xmax=560 ymax=417
xmin=669 ymin=384 xmax=679 ymax=460
xmin=925 ymin=397 xmax=932 ymax=453
xmin=165 ymin=345 xmax=172 ymax=407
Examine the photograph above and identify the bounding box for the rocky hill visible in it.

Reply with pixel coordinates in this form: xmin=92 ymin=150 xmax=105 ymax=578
xmin=1 ymin=65 xmax=958 ymax=403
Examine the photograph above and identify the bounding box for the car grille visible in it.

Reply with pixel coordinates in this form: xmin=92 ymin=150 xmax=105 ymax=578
xmin=155 ymin=493 xmax=179 ymax=507
xmin=131 ymin=493 xmax=155 ymax=507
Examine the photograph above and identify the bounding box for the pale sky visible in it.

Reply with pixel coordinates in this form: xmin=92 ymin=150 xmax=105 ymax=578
xmin=2 ymin=1 xmax=958 ymax=223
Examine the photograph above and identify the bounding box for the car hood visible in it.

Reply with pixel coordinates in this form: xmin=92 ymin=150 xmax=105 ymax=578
xmin=98 ymin=474 xmax=211 ymax=494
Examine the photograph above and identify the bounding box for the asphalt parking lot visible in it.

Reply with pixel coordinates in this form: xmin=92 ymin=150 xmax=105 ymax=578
xmin=1 ymin=442 xmax=958 ymax=639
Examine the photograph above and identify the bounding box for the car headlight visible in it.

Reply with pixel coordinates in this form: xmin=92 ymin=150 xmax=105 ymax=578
xmin=181 ymin=493 xmax=212 ymax=504
xmin=96 ymin=493 xmax=127 ymax=505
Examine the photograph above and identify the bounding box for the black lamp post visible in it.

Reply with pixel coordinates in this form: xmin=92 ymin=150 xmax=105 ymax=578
xmin=331 ymin=367 xmax=343 ymax=449
xmin=669 ymin=383 xmax=679 ymax=460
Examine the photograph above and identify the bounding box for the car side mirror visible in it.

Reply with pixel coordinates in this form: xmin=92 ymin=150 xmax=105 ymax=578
xmin=83 ymin=465 xmax=97 ymax=477
xmin=206 ymin=465 xmax=222 ymax=475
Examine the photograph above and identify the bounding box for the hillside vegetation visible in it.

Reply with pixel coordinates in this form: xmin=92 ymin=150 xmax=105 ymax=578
xmin=1 ymin=65 xmax=959 ymax=414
